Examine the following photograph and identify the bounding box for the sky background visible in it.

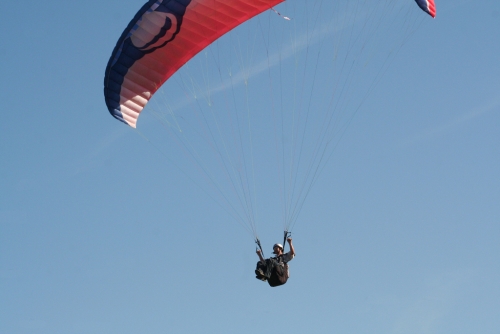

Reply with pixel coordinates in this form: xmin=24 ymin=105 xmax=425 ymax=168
xmin=1 ymin=1 xmax=499 ymax=333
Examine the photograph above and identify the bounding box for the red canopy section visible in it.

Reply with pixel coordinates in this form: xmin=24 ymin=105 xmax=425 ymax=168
xmin=104 ymin=0 xmax=284 ymax=127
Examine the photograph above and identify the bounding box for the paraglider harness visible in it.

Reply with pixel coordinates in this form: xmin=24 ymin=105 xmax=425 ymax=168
xmin=256 ymin=231 xmax=292 ymax=287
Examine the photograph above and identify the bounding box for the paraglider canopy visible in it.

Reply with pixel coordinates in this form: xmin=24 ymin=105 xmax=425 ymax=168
xmin=104 ymin=0 xmax=436 ymax=128
xmin=415 ymin=0 xmax=436 ymax=18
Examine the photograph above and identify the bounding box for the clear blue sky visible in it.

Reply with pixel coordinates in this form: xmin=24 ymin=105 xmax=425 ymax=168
xmin=1 ymin=1 xmax=499 ymax=333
